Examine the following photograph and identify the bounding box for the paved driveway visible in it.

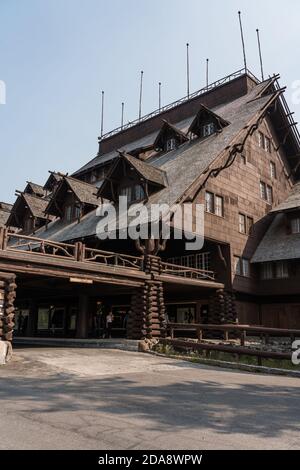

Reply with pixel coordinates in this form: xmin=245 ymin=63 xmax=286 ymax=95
xmin=0 ymin=347 xmax=299 ymax=450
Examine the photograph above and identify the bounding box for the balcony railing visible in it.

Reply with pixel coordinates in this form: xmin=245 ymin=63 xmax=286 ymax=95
xmin=160 ymin=261 xmax=215 ymax=281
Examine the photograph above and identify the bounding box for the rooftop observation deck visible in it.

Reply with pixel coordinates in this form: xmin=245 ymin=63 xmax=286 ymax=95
xmin=0 ymin=229 xmax=223 ymax=290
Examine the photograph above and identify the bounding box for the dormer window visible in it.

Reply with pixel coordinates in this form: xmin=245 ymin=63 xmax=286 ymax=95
xmin=119 ymin=184 xmax=145 ymax=203
xmin=202 ymin=123 xmax=215 ymax=137
xmin=166 ymin=138 xmax=177 ymax=152
xmin=65 ymin=204 xmax=81 ymax=222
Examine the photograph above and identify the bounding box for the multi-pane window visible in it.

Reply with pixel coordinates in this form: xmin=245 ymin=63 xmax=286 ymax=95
xmin=261 ymin=262 xmax=289 ymax=279
xmin=215 ymin=195 xmax=224 ymax=217
xmin=291 ymin=218 xmax=300 ymax=234
xmin=239 ymin=213 xmax=246 ymax=234
xmin=261 ymin=262 xmax=273 ymax=280
xmin=65 ymin=205 xmax=73 ymax=222
xmin=205 ymin=191 xmax=214 ymax=214
xmin=167 ymin=252 xmax=211 ymax=272
xmin=266 ymin=185 xmax=273 ymax=204
xmin=166 ymin=138 xmax=176 ymax=151
xmin=260 ymin=181 xmax=273 ymax=204
xmin=202 ymin=123 xmax=215 ymax=137
xmin=258 ymin=131 xmax=264 ymax=148
xmin=234 ymin=256 xmax=250 ymax=277
xmin=247 ymin=216 xmax=254 ymax=234
xmin=258 ymin=131 xmax=271 ymax=152
xmin=260 ymin=181 xmax=267 ymax=200
xmin=205 ymin=191 xmax=224 ymax=217
xmin=264 ymin=136 xmax=271 ymax=153
xmin=270 ymin=161 xmax=277 ymax=179
xmin=120 ymin=184 xmax=145 ymax=203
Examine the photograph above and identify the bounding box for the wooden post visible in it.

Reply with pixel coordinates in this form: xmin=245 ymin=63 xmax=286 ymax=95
xmin=240 ymin=330 xmax=246 ymax=346
xmin=224 ymin=330 xmax=229 ymax=341
xmin=197 ymin=327 xmax=203 ymax=341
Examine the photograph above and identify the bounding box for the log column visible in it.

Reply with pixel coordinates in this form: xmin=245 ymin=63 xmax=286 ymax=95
xmin=127 ymin=254 xmax=166 ymax=340
xmin=208 ymin=289 xmax=237 ymax=325
xmin=0 ymin=272 xmax=17 ymax=343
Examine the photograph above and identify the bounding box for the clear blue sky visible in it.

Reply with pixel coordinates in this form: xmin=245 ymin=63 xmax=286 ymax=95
xmin=1 ymin=0 xmax=300 ymax=202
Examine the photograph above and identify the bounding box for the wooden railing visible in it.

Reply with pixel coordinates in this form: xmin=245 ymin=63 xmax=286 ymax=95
xmin=168 ymin=322 xmax=300 ymax=346
xmin=0 ymin=229 xmax=217 ymax=280
xmin=0 ymin=230 xmax=144 ymax=272
xmin=160 ymin=261 xmax=215 ymax=281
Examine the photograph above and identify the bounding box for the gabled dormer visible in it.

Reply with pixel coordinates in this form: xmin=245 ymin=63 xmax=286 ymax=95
xmin=6 ymin=193 xmax=51 ymax=234
xmin=188 ymin=104 xmax=229 ymax=139
xmin=44 ymin=172 xmax=64 ymax=195
xmin=24 ymin=181 xmax=46 ymax=198
xmin=45 ymin=175 xmax=99 ymax=223
xmin=153 ymin=121 xmax=188 ymax=153
xmin=97 ymin=152 xmax=167 ymax=204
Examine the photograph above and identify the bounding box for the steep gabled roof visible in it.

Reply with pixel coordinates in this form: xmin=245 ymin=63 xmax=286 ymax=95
xmin=24 ymin=181 xmax=46 ymax=197
xmin=0 ymin=202 xmax=12 ymax=227
xmin=0 ymin=202 xmax=13 ymax=212
xmin=270 ymin=182 xmax=300 ymax=213
xmin=45 ymin=175 xmax=99 ymax=216
xmin=44 ymin=172 xmax=64 ymax=192
xmin=188 ymin=104 xmax=230 ymax=136
xmin=7 ymin=193 xmax=50 ymax=228
xmin=97 ymin=151 xmax=167 ymax=201
xmin=251 ymin=212 xmax=300 ymax=263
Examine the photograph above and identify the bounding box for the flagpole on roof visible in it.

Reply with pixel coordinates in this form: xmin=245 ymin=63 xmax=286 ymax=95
xmin=206 ymin=58 xmax=209 ymax=88
xmin=238 ymin=11 xmax=247 ymax=72
xmin=139 ymin=70 xmax=144 ymax=120
xmin=100 ymin=91 xmax=104 ymax=138
xmin=158 ymin=82 xmax=162 ymax=111
xmin=186 ymin=43 xmax=190 ymax=97
xmin=121 ymin=102 xmax=124 ymax=129
xmin=256 ymin=28 xmax=265 ymax=81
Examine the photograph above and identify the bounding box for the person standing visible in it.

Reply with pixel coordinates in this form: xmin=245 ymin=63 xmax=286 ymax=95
xmin=106 ymin=310 xmax=114 ymax=339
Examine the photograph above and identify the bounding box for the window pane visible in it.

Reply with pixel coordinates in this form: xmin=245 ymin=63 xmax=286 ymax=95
xmin=262 ymin=263 xmax=273 ymax=280
xmin=203 ymin=123 xmax=215 ymax=137
xmin=291 ymin=218 xmax=300 ymax=234
xmin=247 ymin=217 xmax=254 ymax=234
xmin=270 ymin=161 xmax=276 ymax=179
xmin=276 ymin=262 xmax=289 ymax=279
xmin=234 ymin=256 xmax=242 ymax=275
xmin=258 ymin=131 xmax=264 ymax=148
xmin=205 ymin=192 xmax=214 ymax=213
xmin=264 ymin=136 xmax=271 ymax=153
xmin=239 ymin=213 xmax=246 ymax=233
xmin=215 ymin=196 xmax=224 ymax=216
xmin=242 ymin=259 xmax=250 ymax=277
xmin=260 ymin=182 xmax=267 ymax=200
xmin=266 ymin=185 xmax=273 ymax=204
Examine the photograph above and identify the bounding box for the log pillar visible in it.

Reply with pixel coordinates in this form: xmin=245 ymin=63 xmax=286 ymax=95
xmin=208 ymin=289 xmax=237 ymax=325
xmin=76 ymin=294 xmax=89 ymax=338
xmin=127 ymin=254 xmax=166 ymax=340
xmin=0 ymin=272 xmax=17 ymax=344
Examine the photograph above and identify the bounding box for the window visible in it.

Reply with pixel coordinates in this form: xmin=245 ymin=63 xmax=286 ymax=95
xmin=119 ymin=184 xmax=145 ymax=203
xmin=202 ymin=123 xmax=215 ymax=137
xmin=166 ymin=138 xmax=176 ymax=151
xmin=65 ymin=205 xmax=73 ymax=222
xmin=239 ymin=213 xmax=246 ymax=234
xmin=266 ymin=185 xmax=273 ymax=204
xmin=258 ymin=131 xmax=264 ymax=148
xmin=291 ymin=218 xmax=300 ymax=234
xmin=264 ymin=136 xmax=271 ymax=153
xmin=167 ymin=252 xmax=211 ymax=272
xmin=270 ymin=161 xmax=277 ymax=179
xmin=261 ymin=262 xmax=289 ymax=280
xmin=205 ymin=191 xmax=214 ymax=214
xmin=205 ymin=192 xmax=224 ymax=216
xmin=247 ymin=216 xmax=254 ymax=234
xmin=260 ymin=181 xmax=267 ymax=200
xmin=74 ymin=205 xmax=81 ymax=220
xmin=234 ymin=256 xmax=250 ymax=277
xmin=260 ymin=181 xmax=273 ymax=204
xmin=215 ymin=195 xmax=224 ymax=217
xmin=276 ymin=261 xmax=289 ymax=279
xmin=261 ymin=263 xmax=273 ymax=280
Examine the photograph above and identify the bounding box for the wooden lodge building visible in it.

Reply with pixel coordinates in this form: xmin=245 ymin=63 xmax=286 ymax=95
xmin=1 ymin=68 xmax=300 ymax=342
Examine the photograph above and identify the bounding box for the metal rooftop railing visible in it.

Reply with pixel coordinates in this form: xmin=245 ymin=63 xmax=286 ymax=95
xmin=99 ymin=68 xmax=260 ymax=142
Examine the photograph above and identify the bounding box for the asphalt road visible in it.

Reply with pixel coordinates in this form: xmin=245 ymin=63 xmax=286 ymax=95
xmin=0 ymin=347 xmax=299 ymax=450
